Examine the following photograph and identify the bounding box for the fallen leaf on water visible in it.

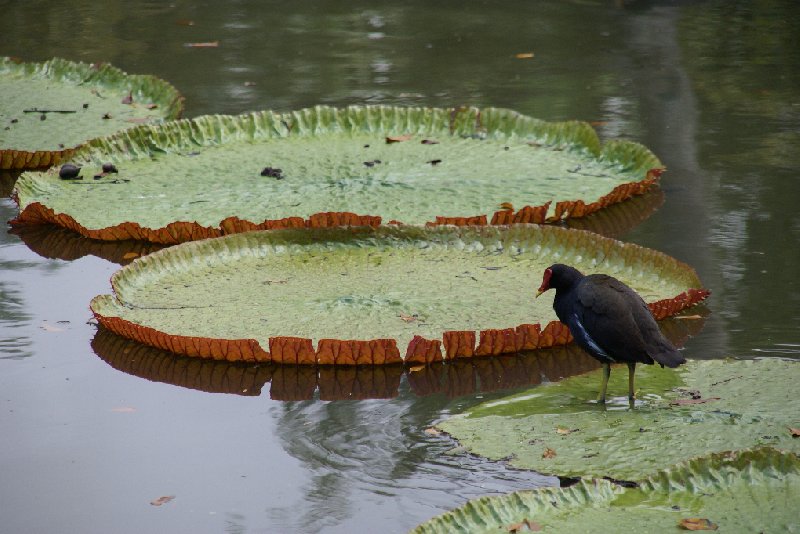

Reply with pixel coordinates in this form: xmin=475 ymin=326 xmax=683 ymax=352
xmin=670 ymin=397 xmax=720 ymax=406
xmin=542 ymin=447 xmax=557 ymax=459
xmin=679 ymin=518 xmax=718 ymax=531
xmin=589 ymin=120 xmax=608 ymax=127
xmin=514 ymin=52 xmax=535 ymax=59
xmin=386 ymin=134 xmax=412 ymax=144
xmin=507 ymin=518 xmax=542 ymax=532
xmin=244 ymin=81 xmax=257 ymax=87
xmin=123 ymin=252 xmax=140 ymax=261
xmin=185 ymin=41 xmax=219 ymax=48
xmin=790 ymin=427 xmax=800 ymax=438
xmin=423 ymin=427 xmax=442 ymax=436
xmin=111 ymin=407 xmax=136 ymax=413
xmin=499 ymin=202 xmax=514 ymax=211
xmin=556 ymin=426 xmax=579 ymax=435
xmin=675 ymin=315 xmax=704 ymax=320
xmin=150 ymin=495 xmax=175 ymax=506
xmin=408 ymin=365 xmax=426 ymax=373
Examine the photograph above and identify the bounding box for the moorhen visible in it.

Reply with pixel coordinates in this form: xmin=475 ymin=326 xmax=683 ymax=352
xmin=536 ymin=263 xmax=685 ymax=405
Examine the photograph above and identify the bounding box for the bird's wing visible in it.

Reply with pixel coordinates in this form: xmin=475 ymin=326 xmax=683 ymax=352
xmin=574 ymin=276 xmax=654 ymax=363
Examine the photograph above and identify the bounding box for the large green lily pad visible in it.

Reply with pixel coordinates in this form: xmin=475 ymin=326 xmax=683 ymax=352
xmin=436 ymin=358 xmax=800 ymax=480
xmin=0 ymin=56 xmax=183 ymax=169
xmin=90 ymin=224 xmax=707 ymax=365
xmin=13 ymin=106 xmax=662 ymax=244
xmin=413 ymin=447 xmax=800 ymax=533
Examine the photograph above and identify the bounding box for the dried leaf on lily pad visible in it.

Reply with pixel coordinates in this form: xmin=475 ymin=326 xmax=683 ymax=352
xmin=0 ymin=56 xmax=183 ymax=170
xmin=89 ymin=224 xmax=708 ymax=366
xmin=413 ymin=448 xmax=800 ymax=533
xmin=435 ymin=359 xmax=800 ymax=481
xmin=13 ymin=105 xmax=662 ymax=244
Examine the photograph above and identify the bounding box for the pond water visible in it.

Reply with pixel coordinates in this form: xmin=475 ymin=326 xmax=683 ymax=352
xmin=1 ymin=1 xmax=799 ymax=532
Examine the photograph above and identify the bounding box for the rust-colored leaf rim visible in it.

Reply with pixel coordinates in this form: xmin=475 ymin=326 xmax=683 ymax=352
xmin=89 ymin=225 xmax=709 ymax=366
xmin=90 ymin=289 xmax=708 ymax=366
xmin=0 ymin=56 xmax=184 ymax=170
xmin=11 ymin=105 xmax=662 ymax=243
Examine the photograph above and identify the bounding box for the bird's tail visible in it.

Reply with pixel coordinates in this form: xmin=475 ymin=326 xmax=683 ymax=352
xmin=651 ymin=348 xmax=686 ymax=368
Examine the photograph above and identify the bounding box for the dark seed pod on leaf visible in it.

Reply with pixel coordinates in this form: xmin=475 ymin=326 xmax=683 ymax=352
xmin=59 ymin=163 xmax=81 ymax=180
xmin=102 ymin=163 xmax=119 ymax=174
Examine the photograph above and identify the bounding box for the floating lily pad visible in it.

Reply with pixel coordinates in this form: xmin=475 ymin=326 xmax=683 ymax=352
xmin=413 ymin=447 xmax=800 ymax=533
xmin=90 ymin=224 xmax=708 ymax=365
xmin=13 ymin=106 xmax=662 ymax=244
xmin=0 ymin=56 xmax=183 ymax=169
xmin=436 ymin=358 xmax=800 ymax=480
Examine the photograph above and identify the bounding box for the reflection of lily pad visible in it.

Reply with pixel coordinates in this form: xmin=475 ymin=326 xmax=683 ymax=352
xmin=414 ymin=447 xmax=800 ymax=533
xmin=436 ymin=359 xmax=800 ymax=480
xmin=90 ymin=224 xmax=708 ymax=365
xmin=0 ymin=56 xmax=183 ymax=169
xmin=14 ymin=106 xmax=661 ymax=244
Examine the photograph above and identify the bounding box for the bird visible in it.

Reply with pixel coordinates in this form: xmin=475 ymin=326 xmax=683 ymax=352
xmin=536 ymin=263 xmax=685 ymax=406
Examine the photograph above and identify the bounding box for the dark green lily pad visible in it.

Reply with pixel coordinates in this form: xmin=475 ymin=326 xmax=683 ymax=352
xmin=13 ymin=106 xmax=661 ymax=243
xmin=0 ymin=56 xmax=183 ymax=169
xmin=413 ymin=447 xmax=800 ymax=533
xmin=436 ymin=358 xmax=800 ymax=480
xmin=89 ymin=224 xmax=707 ymax=365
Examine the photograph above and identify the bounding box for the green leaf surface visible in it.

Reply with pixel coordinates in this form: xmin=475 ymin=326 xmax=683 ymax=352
xmin=413 ymin=447 xmax=800 ymax=533
xmin=14 ymin=106 xmax=660 ymax=236
xmin=437 ymin=358 xmax=800 ymax=480
xmin=90 ymin=224 xmax=705 ymax=363
xmin=0 ymin=56 xmax=183 ymax=168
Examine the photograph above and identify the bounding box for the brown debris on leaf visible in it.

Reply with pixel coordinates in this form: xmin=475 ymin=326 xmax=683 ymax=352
xmin=790 ymin=427 xmax=800 ymax=438
xmin=542 ymin=447 xmax=557 ymax=459
xmin=385 ymin=134 xmax=412 ymax=144
xmin=514 ymin=52 xmax=535 ymax=59
xmin=507 ymin=519 xmax=542 ymax=532
xmin=678 ymin=518 xmax=718 ymax=531
xmin=555 ymin=426 xmax=579 ymax=435
xmin=121 ymin=92 xmax=133 ymax=105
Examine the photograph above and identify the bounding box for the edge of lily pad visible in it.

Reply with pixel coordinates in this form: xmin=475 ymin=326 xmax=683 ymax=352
xmin=0 ymin=56 xmax=184 ymax=170
xmin=412 ymin=447 xmax=800 ymax=533
xmin=89 ymin=225 xmax=709 ymax=366
xmin=12 ymin=106 xmax=662 ymax=243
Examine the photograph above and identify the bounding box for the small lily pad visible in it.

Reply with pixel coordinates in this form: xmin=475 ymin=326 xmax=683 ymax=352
xmin=436 ymin=359 xmax=800 ymax=480
xmin=13 ymin=106 xmax=662 ymax=243
xmin=0 ymin=56 xmax=183 ymax=169
xmin=89 ymin=224 xmax=707 ymax=365
xmin=413 ymin=448 xmax=800 ymax=533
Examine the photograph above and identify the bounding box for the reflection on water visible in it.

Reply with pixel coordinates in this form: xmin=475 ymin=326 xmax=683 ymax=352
xmin=10 ymin=224 xmax=163 ymax=265
xmin=92 ymin=311 xmax=706 ymax=399
xmin=0 ymin=281 xmax=33 ymax=359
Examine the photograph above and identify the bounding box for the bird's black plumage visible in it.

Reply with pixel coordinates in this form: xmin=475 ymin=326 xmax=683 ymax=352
xmin=537 ymin=263 xmax=685 ymax=404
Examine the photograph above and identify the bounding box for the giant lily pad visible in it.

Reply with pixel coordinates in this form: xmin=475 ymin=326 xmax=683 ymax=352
xmin=13 ymin=106 xmax=662 ymax=244
xmin=436 ymin=358 xmax=800 ymax=480
xmin=413 ymin=447 xmax=800 ymax=533
xmin=90 ymin=224 xmax=708 ymax=365
xmin=0 ymin=56 xmax=183 ymax=169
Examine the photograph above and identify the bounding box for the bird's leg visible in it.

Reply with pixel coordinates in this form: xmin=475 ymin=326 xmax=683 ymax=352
xmin=597 ymin=363 xmax=611 ymax=404
xmin=627 ymin=362 xmax=636 ymax=408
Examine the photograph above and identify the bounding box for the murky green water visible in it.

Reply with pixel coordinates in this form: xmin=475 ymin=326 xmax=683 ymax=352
xmin=1 ymin=1 xmax=798 ymax=532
